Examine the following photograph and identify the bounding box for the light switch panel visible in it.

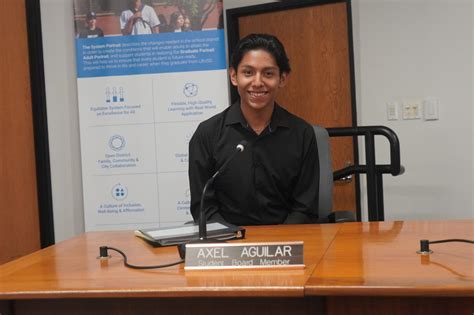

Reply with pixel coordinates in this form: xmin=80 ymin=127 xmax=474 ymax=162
xmin=386 ymin=101 xmax=399 ymax=121
xmin=423 ymin=98 xmax=439 ymax=121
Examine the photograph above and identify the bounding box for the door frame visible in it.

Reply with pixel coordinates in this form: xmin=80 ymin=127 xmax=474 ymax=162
xmin=226 ymin=0 xmax=361 ymax=219
xmin=25 ymin=0 xmax=55 ymax=247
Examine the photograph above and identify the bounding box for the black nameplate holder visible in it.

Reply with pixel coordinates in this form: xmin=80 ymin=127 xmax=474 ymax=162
xmin=184 ymin=241 xmax=304 ymax=270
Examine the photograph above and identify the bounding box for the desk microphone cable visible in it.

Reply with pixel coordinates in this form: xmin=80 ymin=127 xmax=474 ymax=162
xmin=417 ymin=239 xmax=474 ymax=255
xmin=99 ymin=246 xmax=184 ymax=269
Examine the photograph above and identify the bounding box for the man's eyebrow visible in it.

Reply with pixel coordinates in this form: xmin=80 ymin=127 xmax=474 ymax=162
xmin=239 ymin=65 xmax=278 ymax=71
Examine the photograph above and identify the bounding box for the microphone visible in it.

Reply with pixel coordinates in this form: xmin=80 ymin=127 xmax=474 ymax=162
xmin=198 ymin=140 xmax=247 ymax=240
xmin=417 ymin=238 xmax=474 ymax=255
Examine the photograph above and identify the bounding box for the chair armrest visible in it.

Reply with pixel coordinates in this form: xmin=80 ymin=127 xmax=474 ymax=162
xmin=327 ymin=210 xmax=356 ymax=223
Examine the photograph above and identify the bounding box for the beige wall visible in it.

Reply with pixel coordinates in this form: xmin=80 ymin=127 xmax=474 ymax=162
xmin=39 ymin=0 xmax=473 ymax=242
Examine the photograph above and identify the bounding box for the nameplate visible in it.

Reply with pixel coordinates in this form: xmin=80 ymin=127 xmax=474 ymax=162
xmin=184 ymin=241 xmax=304 ymax=270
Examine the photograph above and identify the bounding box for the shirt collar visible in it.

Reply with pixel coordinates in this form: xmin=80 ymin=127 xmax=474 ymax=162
xmin=224 ymin=100 xmax=291 ymax=132
xmin=224 ymin=101 xmax=246 ymax=127
xmin=269 ymin=103 xmax=291 ymax=132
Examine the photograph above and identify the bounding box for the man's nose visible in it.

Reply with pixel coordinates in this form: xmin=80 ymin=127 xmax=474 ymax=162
xmin=252 ymin=73 xmax=264 ymax=86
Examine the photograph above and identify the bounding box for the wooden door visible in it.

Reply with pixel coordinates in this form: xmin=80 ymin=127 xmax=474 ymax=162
xmin=233 ymin=2 xmax=357 ymax=213
xmin=0 ymin=0 xmax=41 ymax=264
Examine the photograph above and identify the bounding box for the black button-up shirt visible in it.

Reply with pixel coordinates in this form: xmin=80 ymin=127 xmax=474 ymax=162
xmin=188 ymin=102 xmax=319 ymax=226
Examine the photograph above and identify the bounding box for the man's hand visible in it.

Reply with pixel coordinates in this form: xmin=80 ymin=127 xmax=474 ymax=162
xmin=133 ymin=11 xmax=142 ymax=21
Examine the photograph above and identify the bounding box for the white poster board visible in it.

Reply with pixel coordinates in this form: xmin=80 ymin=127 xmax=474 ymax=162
xmin=73 ymin=1 xmax=227 ymax=231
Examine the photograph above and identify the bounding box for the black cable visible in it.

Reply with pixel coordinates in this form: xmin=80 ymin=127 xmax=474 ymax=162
xmin=100 ymin=246 xmax=184 ymax=269
xmin=418 ymin=239 xmax=474 ymax=254
xmin=428 ymin=239 xmax=474 ymax=245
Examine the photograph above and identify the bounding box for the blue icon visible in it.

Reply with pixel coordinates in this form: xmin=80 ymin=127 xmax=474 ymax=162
xmin=109 ymin=135 xmax=125 ymax=151
xmin=119 ymin=87 xmax=125 ymax=102
xmin=112 ymin=87 xmax=118 ymax=102
xmin=105 ymin=87 xmax=111 ymax=103
xmin=111 ymin=184 xmax=128 ymax=201
xmin=105 ymin=86 xmax=125 ymax=103
xmin=183 ymin=83 xmax=198 ymax=97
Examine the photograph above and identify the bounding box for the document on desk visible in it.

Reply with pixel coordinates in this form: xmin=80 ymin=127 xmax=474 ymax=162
xmin=135 ymin=222 xmax=245 ymax=246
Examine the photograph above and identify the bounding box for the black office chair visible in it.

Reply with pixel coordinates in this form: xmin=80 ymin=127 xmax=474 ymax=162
xmin=312 ymin=125 xmax=355 ymax=223
xmin=313 ymin=125 xmax=404 ymax=223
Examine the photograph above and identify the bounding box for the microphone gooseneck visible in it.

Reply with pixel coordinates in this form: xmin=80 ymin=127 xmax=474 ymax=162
xmin=198 ymin=141 xmax=247 ymax=240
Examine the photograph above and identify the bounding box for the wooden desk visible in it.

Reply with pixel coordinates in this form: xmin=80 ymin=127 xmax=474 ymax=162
xmin=0 ymin=224 xmax=339 ymax=315
xmin=307 ymin=220 xmax=474 ymax=314
xmin=0 ymin=220 xmax=472 ymax=315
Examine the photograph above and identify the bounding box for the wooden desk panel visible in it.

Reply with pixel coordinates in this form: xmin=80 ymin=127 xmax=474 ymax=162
xmin=306 ymin=220 xmax=474 ymax=315
xmin=306 ymin=220 xmax=474 ymax=296
xmin=1 ymin=220 xmax=473 ymax=315
xmin=0 ymin=224 xmax=340 ymax=300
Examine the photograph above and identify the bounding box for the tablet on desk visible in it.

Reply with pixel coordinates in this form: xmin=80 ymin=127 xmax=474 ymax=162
xmin=134 ymin=221 xmax=245 ymax=246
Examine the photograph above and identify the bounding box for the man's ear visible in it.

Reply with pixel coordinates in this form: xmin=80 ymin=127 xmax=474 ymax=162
xmin=279 ymin=72 xmax=288 ymax=88
xmin=229 ymin=67 xmax=238 ymax=86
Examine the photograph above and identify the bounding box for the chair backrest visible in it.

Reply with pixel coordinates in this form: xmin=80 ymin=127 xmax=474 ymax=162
xmin=312 ymin=125 xmax=333 ymax=222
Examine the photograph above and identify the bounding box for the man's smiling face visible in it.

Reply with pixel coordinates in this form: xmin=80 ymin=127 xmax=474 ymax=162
xmin=230 ymin=49 xmax=287 ymax=113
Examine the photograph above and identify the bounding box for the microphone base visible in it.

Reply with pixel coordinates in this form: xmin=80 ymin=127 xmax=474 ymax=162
xmin=177 ymin=238 xmax=226 ymax=260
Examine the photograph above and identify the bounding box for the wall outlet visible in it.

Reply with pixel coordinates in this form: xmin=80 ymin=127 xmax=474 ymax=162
xmin=402 ymin=100 xmax=421 ymax=120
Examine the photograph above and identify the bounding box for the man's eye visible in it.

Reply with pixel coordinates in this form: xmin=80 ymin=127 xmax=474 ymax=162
xmin=265 ymin=72 xmax=275 ymax=77
xmin=243 ymin=70 xmax=253 ymax=76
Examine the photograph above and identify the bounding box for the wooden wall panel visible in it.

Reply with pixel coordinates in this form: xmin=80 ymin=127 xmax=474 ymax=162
xmin=0 ymin=0 xmax=41 ymax=264
xmin=237 ymin=3 xmax=356 ymax=212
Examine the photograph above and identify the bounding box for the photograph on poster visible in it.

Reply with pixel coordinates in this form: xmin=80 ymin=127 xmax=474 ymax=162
xmin=73 ymin=0 xmax=223 ymax=37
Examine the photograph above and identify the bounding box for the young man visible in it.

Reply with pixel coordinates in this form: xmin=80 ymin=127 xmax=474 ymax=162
xmin=189 ymin=34 xmax=319 ymax=226
xmin=120 ymin=0 xmax=160 ymax=35
xmin=78 ymin=12 xmax=104 ymax=38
